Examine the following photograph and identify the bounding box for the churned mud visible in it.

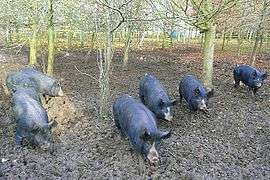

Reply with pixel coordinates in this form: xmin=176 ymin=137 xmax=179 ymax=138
xmin=0 ymin=45 xmax=269 ymax=179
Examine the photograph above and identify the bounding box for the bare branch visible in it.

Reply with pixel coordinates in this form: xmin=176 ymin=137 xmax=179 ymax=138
xmin=74 ymin=65 xmax=98 ymax=82
xmin=119 ymin=0 xmax=134 ymax=9
xmin=96 ymin=0 xmax=125 ymax=33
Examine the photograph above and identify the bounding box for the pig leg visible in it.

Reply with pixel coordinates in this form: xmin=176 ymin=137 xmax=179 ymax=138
xmin=233 ymin=77 xmax=240 ymax=88
xmin=140 ymin=94 xmax=145 ymax=104
xmin=247 ymin=87 xmax=255 ymax=97
xmin=253 ymin=88 xmax=258 ymax=95
xmin=189 ymin=111 xmax=195 ymax=121
xmin=117 ymin=128 xmax=126 ymax=137
xmin=179 ymin=93 xmax=183 ymax=104
xmin=15 ymin=131 xmax=23 ymax=145
xmin=114 ymin=118 xmax=125 ymax=137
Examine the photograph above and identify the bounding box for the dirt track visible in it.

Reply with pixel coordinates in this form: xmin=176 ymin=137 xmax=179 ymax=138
xmin=0 ymin=45 xmax=270 ymax=179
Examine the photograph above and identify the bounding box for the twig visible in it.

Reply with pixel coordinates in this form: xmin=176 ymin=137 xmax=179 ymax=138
xmin=74 ymin=65 xmax=98 ymax=82
xmin=97 ymin=0 xmax=126 ymax=33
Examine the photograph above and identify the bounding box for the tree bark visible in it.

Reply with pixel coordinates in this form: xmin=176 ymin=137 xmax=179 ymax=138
xmin=250 ymin=31 xmax=261 ymax=66
xmin=250 ymin=0 xmax=267 ymax=65
xmin=79 ymin=30 xmax=84 ymax=48
xmin=29 ymin=22 xmax=38 ymax=65
xmin=202 ymin=24 xmax=216 ymax=89
xmin=138 ymin=31 xmax=146 ymax=48
xmin=161 ymin=30 xmax=166 ymax=49
xmin=90 ymin=32 xmax=96 ymax=50
xmin=47 ymin=0 xmax=55 ymax=75
xmin=96 ymin=4 xmax=114 ymax=117
xmin=123 ymin=25 xmax=133 ymax=67
xmin=237 ymin=30 xmax=243 ymax=57
xmin=258 ymin=33 xmax=264 ymax=53
xmin=5 ymin=27 xmax=11 ymax=46
xmin=221 ymin=28 xmax=227 ymax=51
xmin=248 ymin=30 xmax=253 ymax=42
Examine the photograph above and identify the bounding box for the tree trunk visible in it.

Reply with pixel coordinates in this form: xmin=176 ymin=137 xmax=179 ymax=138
xmin=187 ymin=27 xmax=192 ymax=44
xmin=183 ymin=30 xmax=186 ymax=43
xmin=90 ymin=32 xmax=96 ymax=50
xmin=177 ymin=32 xmax=181 ymax=42
xmin=202 ymin=24 xmax=216 ymax=89
xmin=267 ymin=33 xmax=270 ymax=48
xmin=123 ymin=25 xmax=133 ymax=67
xmin=248 ymin=30 xmax=253 ymax=43
xmin=250 ymin=31 xmax=261 ymax=66
xmin=29 ymin=23 xmax=38 ymax=65
xmin=200 ymin=33 xmax=204 ymax=48
xmin=156 ymin=32 xmax=160 ymax=42
xmin=226 ymin=27 xmax=234 ymax=46
xmin=79 ymin=30 xmax=84 ymax=48
xmin=138 ymin=31 xmax=146 ymax=48
xmin=258 ymin=33 xmax=264 ymax=53
xmin=169 ymin=34 xmax=173 ymax=47
xmin=221 ymin=28 xmax=227 ymax=51
xmin=250 ymin=0 xmax=267 ymax=66
xmin=237 ymin=30 xmax=243 ymax=57
xmin=47 ymin=0 xmax=55 ymax=75
xmin=96 ymin=5 xmax=114 ymax=117
xmin=162 ymin=30 xmax=166 ymax=49
xmin=67 ymin=30 xmax=72 ymax=48
xmin=5 ymin=27 xmax=11 ymax=46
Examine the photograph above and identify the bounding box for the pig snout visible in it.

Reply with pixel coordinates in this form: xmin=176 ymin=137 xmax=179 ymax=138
xmin=40 ymin=142 xmax=52 ymax=151
xmin=255 ymin=82 xmax=262 ymax=88
xmin=164 ymin=114 xmax=173 ymax=121
xmin=164 ymin=107 xmax=173 ymax=121
xmin=147 ymin=142 xmax=159 ymax=165
xmin=58 ymin=88 xmax=64 ymax=96
xmin=198 ymin=99 xmax=207 ymax=110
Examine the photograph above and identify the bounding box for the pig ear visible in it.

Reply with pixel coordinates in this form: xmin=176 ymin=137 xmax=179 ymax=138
xmin=262 ymin=72 xmax=267 ymax=80
xmin=171 ymin=100 xmax=178 ymax=106
xmin=53 ymin=81 xmax=61 ymax=87
xmin=159 ymin=99 xmax=165 ymax=107
xmin=140 ymin=128 xmax=151 ymax=141
xmin=159 ymin=130 xmax=171 ymax=140
xmin=194 ymin=87 xmax=200 ymax=96
xmin=207 ymin=89 xmax=214 ymax=98
xmin=31 ymin=125 xmax=41 ymax=133
xmin=48 ymin=120 xmax=58 ymax=129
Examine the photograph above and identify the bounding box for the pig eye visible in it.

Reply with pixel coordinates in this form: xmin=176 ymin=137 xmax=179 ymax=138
xmin=194 ymin=88 xmax=200 ymax=96
xmin=159 ymin=99 xmax=165 ymax=107
xmin=54 ymin=81 xmax=60 ymax=87
xmin=140 ymin=129 xmax=151 ymax=141
xmin=31 ymin=125 xmax=41 ymax=133
xmin=252 ymin=71 xmax=257 ymax=79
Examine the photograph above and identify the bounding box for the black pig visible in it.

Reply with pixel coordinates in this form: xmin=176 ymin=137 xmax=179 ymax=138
xmin=6 ymin=67 xmax=63 ymax=97
xmin=233 ymin=65 xmax=267 ymax=95
xmin=12 ymin=87 xmax=57 ymax=150
xmin=179 ymin=75 xmax=213 ymax=112
xmin=139 ymin=74 xmax=176 ymax=121
xmin=6 ymin=72 xmax=37 ymax=94
xmin=113 ymin=94 xmax=171 ymax=165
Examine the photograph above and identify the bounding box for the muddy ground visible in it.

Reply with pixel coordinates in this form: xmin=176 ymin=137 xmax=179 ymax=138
xmin=0 ymin=45 xmax=270 ymax=179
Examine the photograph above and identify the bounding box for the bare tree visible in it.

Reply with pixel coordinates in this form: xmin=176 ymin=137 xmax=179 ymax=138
xmin=154 ymin=0 xmax=236 ymax=89
xmin=47 ymin=0 xmax=55 ymax=75
xmin=250 ymin=0 xmax=269 ymax=65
